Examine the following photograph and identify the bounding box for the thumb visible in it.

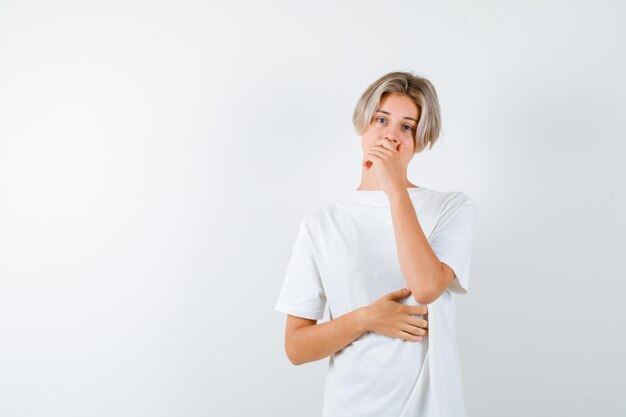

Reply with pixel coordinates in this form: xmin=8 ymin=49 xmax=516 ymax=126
xmin=388 ymin=287 xmax=411 ymax=300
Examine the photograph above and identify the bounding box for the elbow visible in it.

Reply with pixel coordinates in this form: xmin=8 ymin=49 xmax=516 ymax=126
xmin=284 ymin=318 xmax=318 ymax=366
xmin=285 ymin=341 xmax=305 ymax=366
xmin=286 ymin=350 xmax=302 ymax=366
xmin=411 ymin=293 xmax=434 ymax=305
xmin=410 ymin=287 xmax=438 ymax=305
xmin=287 ymin=351 xmax=307 ymax=366
xmin=290 ymin=358 xmax=304 ymax=366
xmin=409 ymin=267 xmax=447 ymax=305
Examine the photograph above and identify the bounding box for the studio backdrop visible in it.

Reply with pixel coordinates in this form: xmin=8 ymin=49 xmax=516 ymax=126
xmin=0 ymin=1 xmax=624 ymax=416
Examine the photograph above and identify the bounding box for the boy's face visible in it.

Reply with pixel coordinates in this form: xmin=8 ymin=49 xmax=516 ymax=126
xmin=361 ymin=92 xmax=419 ymax=168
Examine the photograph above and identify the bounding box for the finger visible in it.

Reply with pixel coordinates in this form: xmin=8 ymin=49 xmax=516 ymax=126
xmin=407 ymin=316 xmax=428 ymax=329
xmin=363 ymin=157 xmax=376 ymax=170
xmin=366 ymin=152 xmax=382 ymax=162
xmin=401 ymin=323 xmax=426 ymax=336
xmin=398 ymin=330 xmax=422 ymax=342
xmin=375 ymin=138 xmax=395 ymax=147
xmin=377 ymin=138 xmax=400 ymax=151
xmin=370 ymin=140 xmax=392 ymax=149
xmin=388 ymin=287 xmax=411 ymax=300
xmin=368 ymin=147 xmax=391 ymax=157
xmin=378 ymin=143 xmax=393 ymax=152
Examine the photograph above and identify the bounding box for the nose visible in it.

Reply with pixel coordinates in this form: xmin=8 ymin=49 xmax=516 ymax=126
xmin=384 ymin=126 xmax=403 ymax=142
xmin=384 ymin=132 xmax=399 ymax=143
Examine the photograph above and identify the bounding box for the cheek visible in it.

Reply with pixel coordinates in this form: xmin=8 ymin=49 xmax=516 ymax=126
xmin=362 ymin=132 xmax=377 ymax=148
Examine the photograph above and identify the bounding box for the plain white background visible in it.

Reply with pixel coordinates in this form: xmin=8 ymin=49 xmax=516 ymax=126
xmin=1 ymin=0 xmax=624 ymax=416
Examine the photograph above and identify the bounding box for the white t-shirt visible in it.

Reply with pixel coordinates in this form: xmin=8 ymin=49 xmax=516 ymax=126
xmin=274 ymin=186 xmax=478 ymax=417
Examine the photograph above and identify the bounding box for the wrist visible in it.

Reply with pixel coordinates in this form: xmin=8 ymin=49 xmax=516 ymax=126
xmin=354 ymin=306 xmax=370 ymax=333
xmin=385 ymin=187 xmax=408 ymax=200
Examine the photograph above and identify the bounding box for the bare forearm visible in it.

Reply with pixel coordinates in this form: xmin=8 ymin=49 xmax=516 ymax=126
xmin=387 ymin=189 xmax=443 ymax=302
xmin=288 ymin=308 xmax=367 ymax=365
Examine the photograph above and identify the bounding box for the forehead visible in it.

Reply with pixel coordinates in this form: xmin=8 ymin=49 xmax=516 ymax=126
xmin=377 ymin=93 xmax=418 ymax=118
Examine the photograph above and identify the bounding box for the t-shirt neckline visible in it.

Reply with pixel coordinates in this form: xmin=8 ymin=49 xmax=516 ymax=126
xmin=343 ymin=186 xmax=427 ymax=207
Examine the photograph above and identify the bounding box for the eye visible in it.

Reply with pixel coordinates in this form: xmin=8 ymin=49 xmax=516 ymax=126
xmin=375 ymin=117 xmax=386 ymax=124
xmin=403 ymin=124 xmax=414 ymax=131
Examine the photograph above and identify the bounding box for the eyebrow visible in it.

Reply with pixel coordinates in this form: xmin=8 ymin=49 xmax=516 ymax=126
xmin=375 ymin=109 xmax=418 ymax=123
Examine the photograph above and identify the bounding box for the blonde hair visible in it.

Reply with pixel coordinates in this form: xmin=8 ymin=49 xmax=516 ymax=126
xmin=352 ymin=71 xmax=442 ymax=153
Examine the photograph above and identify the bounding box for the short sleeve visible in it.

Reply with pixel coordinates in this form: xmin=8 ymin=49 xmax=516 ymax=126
xmin=274 ymin=221 xmax=327 ymax=320
xmin=429 ymin=196 xmax=478 ymax=295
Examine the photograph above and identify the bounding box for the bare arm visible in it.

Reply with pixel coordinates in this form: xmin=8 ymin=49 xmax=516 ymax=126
xmin=284 ymin=308 xmax=367 ymax=366
xmin=283 ymin=288 xmax=428 ymax=366
xmin=387 ymin=189 xmax=455 ymax=305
